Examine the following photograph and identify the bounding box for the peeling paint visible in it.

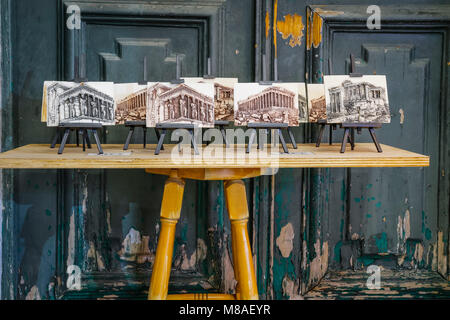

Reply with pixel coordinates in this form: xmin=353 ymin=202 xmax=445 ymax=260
xmin=277 ymin=14 xmax=304 ymax=48
xmin=25 ymin=285 xmax=40 ymax=300
xmin=276 ymin=223 xmax=295 ymax=258
xmin=67 ymin=212 xmax=75 ymax=268
xmin=399 ymin=108 xmax=405 ymax=124
xmin=222 ymin=233 xmax=237 ymax=294
xmin=174 ymin=238 xmax=207 ymax=271
xmin=308 ymin=240 xmax=329 ymax=287
xmin=282 ymin=275 xmax=303 ymax=300
xmin=87 ymin=241 xmax=106 ymax=271
xmin=437 ymin=231 xmax=448 ymax=276
xmin=307 ymin=12 xmax=323 ymax=49
xmin=265 ymin=11 xmax=270 ymax=39
xmin=118 ymin=227 xmax=154 ymax=264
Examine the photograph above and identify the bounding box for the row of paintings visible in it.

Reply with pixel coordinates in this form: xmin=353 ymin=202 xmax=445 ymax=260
xmin=41 ymin=75 xmax=390 ymax=128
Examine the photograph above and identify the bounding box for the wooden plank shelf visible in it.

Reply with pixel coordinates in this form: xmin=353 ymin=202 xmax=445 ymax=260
xmin=0 ymin=143 xmax=429 ymax=169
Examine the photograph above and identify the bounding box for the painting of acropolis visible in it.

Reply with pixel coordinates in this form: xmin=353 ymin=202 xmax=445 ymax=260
xmin=42 ymin=81 xmax=116 ymax=127
xmin=307 ymin=84 xmax=327 ymax=123
xmin=324 ymin=75 xmax=390 ymax=123
xmin=234 ymin=83 xmax=300 ymax=126
xmin=114 ymin=83 xmax=148 ymax=124
xmin=145 ymin=82 xmax=215 ymax=128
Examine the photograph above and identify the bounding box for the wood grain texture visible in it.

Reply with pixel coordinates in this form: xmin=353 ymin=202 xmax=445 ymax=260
xmin=0 ymin=144 xmax=429 ymax=169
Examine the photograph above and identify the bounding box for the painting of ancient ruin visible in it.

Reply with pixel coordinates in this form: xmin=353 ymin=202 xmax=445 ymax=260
xmin=42 ymin=81 xmax=115 ymax=127
xmin=298 ymin=83 xmax=308 ymax=123
xmin=324 ymin=75 xmax=390 ymax=123
xmin=114 ymin=83 xmax=147 ymax=124
xmin=307 ymin=84 xmax=326 ymax=123
xmin=146 ymin=82 xmax=215 ymax=128
xmin=183 ymin=77 xmax=237 ymax=121
xmin=234 ymin=83 xmax=300 ymax=126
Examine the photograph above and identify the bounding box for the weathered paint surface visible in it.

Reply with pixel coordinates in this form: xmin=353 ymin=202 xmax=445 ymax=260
xmin=276 ymin=223 xmax=294 ymax=258
xmin=277 ymin=14 xmax=304 ymax=48
xmin=304 ymin=270 xmax=450 ymax=300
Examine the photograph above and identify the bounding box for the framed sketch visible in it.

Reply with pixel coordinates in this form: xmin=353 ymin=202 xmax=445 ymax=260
xmin=114 ymin=83 xmax=148 ymax=124
xmin=42 ymin=81 xmax=116 ymax=127
xmin=234 ymin=83 xmax=301 ymax=126
xmin=324 ymin=75 xmax=390 ymax=123
xmin=183 ymin=77 xmax=238 ymax=121
xmin=146 ymin=82 xmax=215 ymax=128
xmin=307 ymin=83 xmax=327 ymax=123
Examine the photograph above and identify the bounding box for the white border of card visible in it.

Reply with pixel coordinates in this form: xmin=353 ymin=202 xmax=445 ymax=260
xmin=324 ymin=75 xmax=390 ymax=124
xmin=234 ymin=83 xmax=305 ymax=126
xmin=42 ymin=81 xmax=116 ymax=127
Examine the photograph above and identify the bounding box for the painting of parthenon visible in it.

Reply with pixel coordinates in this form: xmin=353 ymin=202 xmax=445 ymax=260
xmin=324 ymin=75 xmax=390 ymax=123
xmin=183 ymin=77 xmax=237 ymax=121
xmin=307 ymin=83 xmax=327 ymax=123
xmin=42 ymin=81 xmax=115 ymax=127
xmin=146 ymin=82 xmax=215 ymax=128
xmin=114 ymin=83 xmax=148 ymax=124
xmin=234 ymin=83 xmax=300 ymax=126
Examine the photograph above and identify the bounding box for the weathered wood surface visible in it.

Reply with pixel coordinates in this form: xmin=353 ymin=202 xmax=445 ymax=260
xmin=0 ymin=144 xmax=429 ymax=169
xmin=304 ymin=270 xmax=450 ymax=300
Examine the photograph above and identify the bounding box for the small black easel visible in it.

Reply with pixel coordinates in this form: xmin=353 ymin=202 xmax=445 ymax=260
xmin=245 ymin=54 xmax=297 ymax=154
xmin=50 ymin=55 xmax=104 ymax=155
xmin=202 ymin=57 xmax=231 ymax=148
xmin=315 ymin=58 xmax=338 ymax=147
xmin=154 ymin=54 xmax=200 ymax=155
xmin=338 ymin=54 xmax=383 ymax=153
xmin=51 ymin=122 xmax=104 ymax=155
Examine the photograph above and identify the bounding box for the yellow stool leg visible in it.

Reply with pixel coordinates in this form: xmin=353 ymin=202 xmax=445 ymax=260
xmin=224 ymin=180 xmax=259 ymax=300
xmin=148 ymin=174 xmax=185 ymax=300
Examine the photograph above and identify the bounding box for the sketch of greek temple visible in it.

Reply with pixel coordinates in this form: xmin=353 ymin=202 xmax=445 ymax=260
xmin=115 ymin=87 xmax=147 ymax=124
xmin=236 ymin=86 xmax=298 ymax=126
xmin=146 ymin=83 xmax=215 ymax=127
xmin=46 ymin=83 xmax=115 ymax=126
xmin=327 ymin=79 xmax=390 ymax=123
xmin=214 ymin=83 xmax=234 ymax=121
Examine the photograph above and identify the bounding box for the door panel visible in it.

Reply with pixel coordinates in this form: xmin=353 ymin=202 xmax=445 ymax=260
xmin=306 ymin=5 xmax=449 ymax=289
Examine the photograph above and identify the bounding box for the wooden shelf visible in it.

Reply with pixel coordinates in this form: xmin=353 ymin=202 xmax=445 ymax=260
xmin=0 ymin=144 xmax=429 ymax=169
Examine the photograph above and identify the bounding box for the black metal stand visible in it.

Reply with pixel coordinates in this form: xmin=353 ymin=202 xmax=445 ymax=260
xmin=51 ymin=123 xmax=103 ymax=155
xmin=246 ymin=123 xmax=296 ymax=154
xmin=316 ymin=120 xmax=338 ymax=147
xmin=211 ymin=120 xmax=230 ymax=148
xmin=123 ymin=121 xmax=149 ymax=150
xmin=154 ymin=123 xmax=199 ymax=155
xmin=339 ymin=123 xmax=382 ymax=153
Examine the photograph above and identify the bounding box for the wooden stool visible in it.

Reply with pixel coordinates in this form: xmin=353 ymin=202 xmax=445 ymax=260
xmin=146 ymin=168 xmax=263 ymax=300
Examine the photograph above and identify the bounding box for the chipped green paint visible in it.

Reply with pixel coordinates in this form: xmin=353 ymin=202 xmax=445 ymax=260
xmin=368 ymin=196 xmax=376 ymax=202
xmin=354 ymin=197 xmax=361 ymax=203
xmin=45 ymin=209 xmax=52 ymax=216
xmin=425 ymin=228 xmax=432 ymax=240
xmin=366 ymin=184 xmax=373 ymax=189
xmin=375 ymin=201 xmax=382 ymax=208
xmin=366 ymin=214 xmax=372 ymax=218
xmin=333 ymin=241 xmax=343 ymax=264
xmin=374 ymin=232 xmax=388 ymax=253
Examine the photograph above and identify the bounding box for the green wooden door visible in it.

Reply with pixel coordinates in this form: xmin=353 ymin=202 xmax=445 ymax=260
xmin=1 ymin=0 xmax=449 ymax=300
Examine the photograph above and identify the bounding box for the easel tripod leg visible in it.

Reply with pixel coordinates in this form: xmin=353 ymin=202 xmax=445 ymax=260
xmin=287 ymin=127 xmax=298 ymax=149
xmin=316 ymin=124 xmax=325 ymax=147
xmin=246 ymin=129 xmax=257 ymax=154
xmin=148 ymin=174 xmax=185 ymax=300
xmin=278 ymin=129 xmax=289 ymax=154
xmin=58 ymin=129 xmax=70 ymax=155
xmin=50 ymin=129 xmax=60 ymax=149
xmin=369 ymin=128 xmax=383 ymax=153
xmin=224 ymin=180 xmax=258 ymax=300
xmin=124 ymin=127 xmax=135 ymax=151
xmin=340 ymin=128 xmax=350 ymax=153
xmin=92 ymin=129 xmax=104 ymax=154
